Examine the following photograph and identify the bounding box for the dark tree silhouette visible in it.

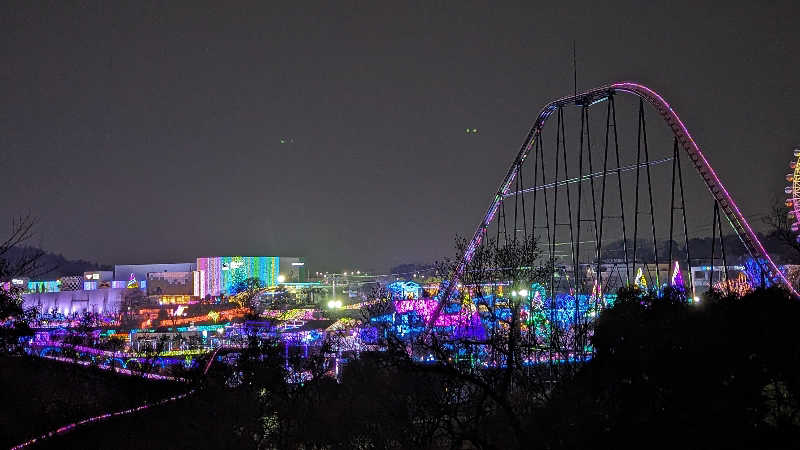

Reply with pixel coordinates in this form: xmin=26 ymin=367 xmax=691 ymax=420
xmin=0 ymin=215 xmax=46 ymax=354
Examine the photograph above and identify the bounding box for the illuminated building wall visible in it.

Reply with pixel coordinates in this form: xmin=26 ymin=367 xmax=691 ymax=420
xmin=280 ymin=257 xmax=307 ymax=282
xmin=85 ymin=279 xmax=146 ymax=291
xmin=193 ymin=270 xmax=205 ymax=299
xmin=22 ymin=287 xmax=141 ymax=315
xmin=59 ymin=276 xmax=83 ymax=291
xmin=196 ymin=256 xmax=281 ymax=297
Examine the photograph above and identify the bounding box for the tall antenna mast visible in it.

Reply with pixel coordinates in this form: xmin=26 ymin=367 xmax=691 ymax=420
xmin=572 ymin=40 xmax=577 ymax=98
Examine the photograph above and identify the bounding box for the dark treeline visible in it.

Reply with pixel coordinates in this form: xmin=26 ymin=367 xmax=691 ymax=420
xmin=545 ymin=286 xmax=800 ymax=449
xmin=601 ymin=202 xmax=800 ymax=265
xmin=604 ymin=229 xmax=800 ymax=265
xmin=43 ymin=286 xmax=800 ymax=450
xmin=388 ymin=263 xmax=438 ymax=276
xmin=4 ymin=245 xmax=110 ymax=280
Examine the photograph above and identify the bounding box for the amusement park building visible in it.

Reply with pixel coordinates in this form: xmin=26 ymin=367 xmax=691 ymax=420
xmin=196 ymin=256 xmax=306 ymax=297
xmin=23 ymin=287 xmax=136 ymax=315
xmin=114 ymin=263 xmax=197 ymax=284
xmin=21 ymin=256 xmax=307 ymax=313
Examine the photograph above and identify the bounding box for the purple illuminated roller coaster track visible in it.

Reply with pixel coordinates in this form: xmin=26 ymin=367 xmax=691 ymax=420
xmin=430 ymin=81 xmax=798 ymax=328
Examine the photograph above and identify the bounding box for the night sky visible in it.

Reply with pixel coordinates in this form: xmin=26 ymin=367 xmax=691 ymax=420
xmin=1 ymin=1 xmax=798 ymax=272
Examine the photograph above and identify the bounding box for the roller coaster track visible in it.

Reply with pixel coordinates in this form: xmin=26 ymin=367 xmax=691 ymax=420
xmin=432 ymin=81 xmax=797 ymax=326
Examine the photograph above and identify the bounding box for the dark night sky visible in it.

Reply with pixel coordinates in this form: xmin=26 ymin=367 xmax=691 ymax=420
xmin=1 ymin=1 xmax=798 ymax=272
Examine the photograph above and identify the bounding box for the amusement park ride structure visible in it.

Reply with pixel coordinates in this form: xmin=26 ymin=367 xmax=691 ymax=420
xmin=785 ymin=148 xmax=800 ymax=242
xmin=432 ymin=82 xmax=798 ymax=327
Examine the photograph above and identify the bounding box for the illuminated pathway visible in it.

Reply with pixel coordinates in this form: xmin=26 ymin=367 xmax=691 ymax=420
xmin=9 ymin=390 xmax=196 ymax=450
xmin=8 ymin=348 xmax=222 ymax=449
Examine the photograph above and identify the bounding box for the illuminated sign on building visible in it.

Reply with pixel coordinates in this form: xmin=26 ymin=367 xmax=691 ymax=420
xmin=158 ymin=295 xmax=193 ymax=305
xmin=27 ymin=280 xmax=61 ymax=293
xmin=84 ymin=271 xmax=113 ymax=282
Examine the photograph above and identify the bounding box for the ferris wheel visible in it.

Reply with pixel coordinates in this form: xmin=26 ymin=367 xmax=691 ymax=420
xmin=786 ymin=146 xmax=800 ymax=239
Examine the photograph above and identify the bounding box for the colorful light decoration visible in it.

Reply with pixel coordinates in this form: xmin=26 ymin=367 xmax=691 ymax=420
xmin=529 ymin=283 xmax=547 ymax=302
xmin=160 ymin=308 xmax=247 ymax=326
xmin=714 ymin=272 xmax=753 ymax=297
xmin=26 ymin=280 xmax=61 ymax=293
xmin=526 ymin=283 xmax=549 ymax=335
xmin=263 ymin=308 xmax=316 ymax=320
xmin=588 ymin=280 xmax=601 ymax=301
xmin=196 ymin=256 xmax=279 ymax=297
xmin=634 ymin=267 xmax=647 ymax=290
xmin=30 ymin=341 xmax=208 ymax=360
xmin=158 ymin=295 xmax=193 ymax=305
xmin=387 ymin=280 xmax=422 ymax=300
xmin=327 ymin=318 xmax=359 ymax=331
xmin=742 ymin=257 xmax=783 ymax=289
xmin=126 ymin=273 xmax=139 ymax=289
xmin=394 ymin=298 xmax=476 ymax=327
xmin=670 ymin=261 xmax=685 ymax=291
xmin=207 ymin=310 xmax=220 ymax=323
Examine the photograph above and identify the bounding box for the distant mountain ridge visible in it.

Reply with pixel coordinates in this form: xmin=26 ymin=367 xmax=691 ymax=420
xmin=4 ymin=246 xmax=110 ymax=280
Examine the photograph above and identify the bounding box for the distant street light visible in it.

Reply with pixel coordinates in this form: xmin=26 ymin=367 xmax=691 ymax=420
xmin=327 ymin=299 xmax=342 ymax=309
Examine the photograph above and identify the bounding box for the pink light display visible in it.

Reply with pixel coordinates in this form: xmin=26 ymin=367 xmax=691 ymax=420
xmin=394 ymin=298 xmax=477 ymax=327
xmin=10 ymin=340 xmax=233 ymax=450
xmin=9 ymin=390 xmax=195 ymax=450
xmin=671 ymin=261 xmax=685 ymax=289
